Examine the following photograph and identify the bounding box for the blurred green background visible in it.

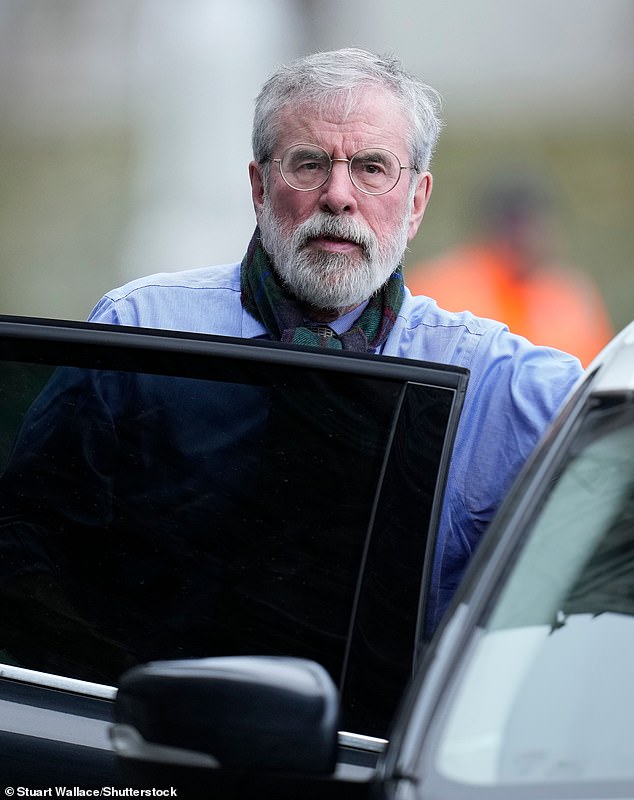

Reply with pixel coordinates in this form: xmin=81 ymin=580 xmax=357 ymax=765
xmin=0 ymin=0 xmax=632 ymax=332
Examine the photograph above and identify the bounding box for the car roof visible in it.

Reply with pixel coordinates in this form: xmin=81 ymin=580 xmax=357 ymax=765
xmin=588 ymin=320 xmax=634 ymax=395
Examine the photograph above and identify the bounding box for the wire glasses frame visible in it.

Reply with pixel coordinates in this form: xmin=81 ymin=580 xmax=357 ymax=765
xmin=268 ymin=143 xmax=419 ymax=196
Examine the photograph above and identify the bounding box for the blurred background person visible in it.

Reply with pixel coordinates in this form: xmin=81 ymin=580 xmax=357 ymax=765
xmin=406 ymin=173 xmax=614 ymax=366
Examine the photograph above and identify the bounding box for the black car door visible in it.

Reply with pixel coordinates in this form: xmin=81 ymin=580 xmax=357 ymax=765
xmin=0 ymin=316 xmax=468 ymax=789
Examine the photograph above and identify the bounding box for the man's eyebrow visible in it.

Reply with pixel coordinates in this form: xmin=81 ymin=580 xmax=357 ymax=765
xmin=356 ymin=149 xmax=391 ymax=163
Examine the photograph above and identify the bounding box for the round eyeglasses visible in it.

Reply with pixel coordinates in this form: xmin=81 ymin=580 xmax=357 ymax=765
xmin=269 ymin=143 xmax=418 ymax=196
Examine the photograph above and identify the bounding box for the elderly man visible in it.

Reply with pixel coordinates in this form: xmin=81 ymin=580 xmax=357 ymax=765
xmin=89 ymin=48 xmax=582 ymax=631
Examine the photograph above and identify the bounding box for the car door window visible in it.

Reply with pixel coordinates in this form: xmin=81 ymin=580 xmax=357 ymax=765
xmin=0 ymin=321 xmax=467 ymax=740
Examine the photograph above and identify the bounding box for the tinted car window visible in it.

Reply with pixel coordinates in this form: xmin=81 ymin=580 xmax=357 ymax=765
xmin=432 ymin=399 xmax=634 ymax=790
xmin=0 ymin=325 xmax=467 ymax=737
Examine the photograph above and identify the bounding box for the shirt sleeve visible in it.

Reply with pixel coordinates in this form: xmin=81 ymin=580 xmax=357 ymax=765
xmin=461 ymin=330 xmax=581 ymax=526
xmin=427 ymin=328 xmax=583 ymax=633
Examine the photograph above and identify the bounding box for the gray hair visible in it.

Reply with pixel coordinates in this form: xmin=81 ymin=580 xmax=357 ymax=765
xmin=252 ymin=48 xmax=444 ymax=177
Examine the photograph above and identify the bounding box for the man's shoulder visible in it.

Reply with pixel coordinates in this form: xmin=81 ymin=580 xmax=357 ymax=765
xmin=388 ymin=290 xmax=507 ymax=364
xmin=88 ymin=262 xmax=253 ymax=334
xmin=391 ymin=289 xmax=583 ymax=388
xmin=399 ymin=291 xmax=498 ymax=334
xmin=103 ymin=262 xmax=242 ymax=301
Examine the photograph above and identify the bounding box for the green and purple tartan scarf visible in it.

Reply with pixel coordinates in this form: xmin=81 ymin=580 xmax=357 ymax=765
xmin=240 ymin=227 xmax=404 ymax=352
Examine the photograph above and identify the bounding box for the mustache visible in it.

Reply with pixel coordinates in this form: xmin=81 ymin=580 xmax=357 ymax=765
xmin=294 ymin=214 xmax=375 ymax=257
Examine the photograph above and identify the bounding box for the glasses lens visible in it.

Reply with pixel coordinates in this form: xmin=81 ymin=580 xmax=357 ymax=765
xmin=280 ymin=145 xmax=331 ymax=190
xmin=350 ymin=149 xmax=401 ymax=194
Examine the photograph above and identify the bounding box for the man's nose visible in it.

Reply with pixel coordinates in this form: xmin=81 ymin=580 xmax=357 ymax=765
xmin=318 ymin=159 xmax=358 ymax=215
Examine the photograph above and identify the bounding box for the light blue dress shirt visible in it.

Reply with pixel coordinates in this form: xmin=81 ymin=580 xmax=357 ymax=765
xmin=89 ymin=261 xmax=583 ymax=632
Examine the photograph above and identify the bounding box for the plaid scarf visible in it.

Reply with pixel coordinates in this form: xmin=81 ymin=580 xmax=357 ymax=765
xmin=240 ymin=228 xmax=404 ymax=352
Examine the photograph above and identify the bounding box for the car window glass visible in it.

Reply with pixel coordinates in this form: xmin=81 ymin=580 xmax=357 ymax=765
xmin=433 ymin=402 xmax=634 ymax=789
xmin=0 ymin=336 xmax=464 ymax=737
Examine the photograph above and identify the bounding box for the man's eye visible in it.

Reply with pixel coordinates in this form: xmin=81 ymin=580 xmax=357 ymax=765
xmin=298 ymin=160 xmax=325 ymax=172
xmin=359 ymin=161 xmax=386 ymax=175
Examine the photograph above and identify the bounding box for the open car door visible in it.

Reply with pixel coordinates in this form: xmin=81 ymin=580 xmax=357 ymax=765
xmin=0 ymin=316 xmax=468 ymax=789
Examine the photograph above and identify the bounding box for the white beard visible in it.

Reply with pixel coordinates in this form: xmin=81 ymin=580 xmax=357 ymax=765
xmin=258 ymin=201 xmax=411 ymax=311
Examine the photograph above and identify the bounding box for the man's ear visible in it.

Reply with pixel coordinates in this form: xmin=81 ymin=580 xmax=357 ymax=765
xmin=249 ymin=160 xmax=265 ymax=220
xmin=407 ymin=172 xmax=433 ymax=241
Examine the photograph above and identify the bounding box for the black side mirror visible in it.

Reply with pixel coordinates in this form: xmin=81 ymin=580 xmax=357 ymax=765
xmin=111 ymin=655 xmax=340 ymax=780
